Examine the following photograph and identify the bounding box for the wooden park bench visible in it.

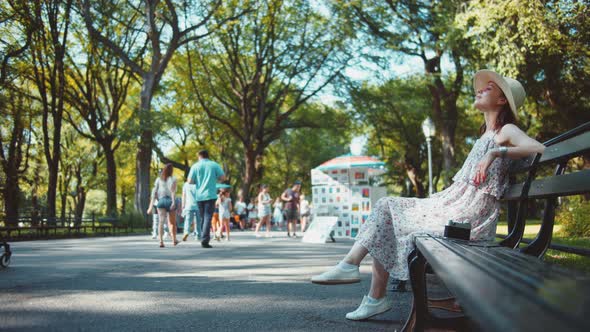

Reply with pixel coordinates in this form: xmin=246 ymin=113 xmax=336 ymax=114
xmin=403 ymin=122 xmax=590 ymax=332
xmin=94 ymin=216 xmax=128 ymax=235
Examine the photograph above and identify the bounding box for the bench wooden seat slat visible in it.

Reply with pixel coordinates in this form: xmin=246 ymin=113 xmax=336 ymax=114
xmin=430 ymin=240 xmax=575 ymax=294
xmin=416 ymin=235 xmax=590 ymax=332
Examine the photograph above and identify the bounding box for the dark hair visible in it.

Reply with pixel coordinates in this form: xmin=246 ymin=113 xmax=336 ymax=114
xmin=161 ymin=163 xmax=173 ymax=180
xmin=259 ymin=184 xmax=268 ymax=191
xmin=479 ymin=97 xmax=516 ymax=136
xmin=198 ymin=150 xmax=209 ymax=158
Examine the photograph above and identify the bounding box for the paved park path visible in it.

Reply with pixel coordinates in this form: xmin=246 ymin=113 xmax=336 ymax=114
xmin=0 ymin=232 xmax=412 ymax=331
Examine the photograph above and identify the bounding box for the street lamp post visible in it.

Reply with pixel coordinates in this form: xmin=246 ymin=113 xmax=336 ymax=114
xmin=421 ymin=117 xmax=436 ymax=196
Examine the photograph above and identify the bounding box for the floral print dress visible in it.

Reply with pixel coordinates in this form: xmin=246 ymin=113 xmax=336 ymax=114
xmin=356 ymin=131 xmax=511 ymax=280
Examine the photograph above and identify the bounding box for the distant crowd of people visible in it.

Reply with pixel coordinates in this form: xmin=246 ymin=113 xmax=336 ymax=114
xmin=148 ymin=149 xmax=311 ymax=248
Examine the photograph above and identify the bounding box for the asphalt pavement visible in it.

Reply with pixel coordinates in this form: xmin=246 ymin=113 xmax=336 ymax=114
xmin=0 ymin=231 xmax=413 ymax=331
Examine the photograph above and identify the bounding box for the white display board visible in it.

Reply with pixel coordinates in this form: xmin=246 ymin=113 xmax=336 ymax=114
xmin=311 ymin=166 xmax=386 ymax=239
xmin=302 ymin=216 xmax=338 ymax=244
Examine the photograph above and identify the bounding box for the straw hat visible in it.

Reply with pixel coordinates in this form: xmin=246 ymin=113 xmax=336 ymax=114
xmin=473 ymin=69 xmax=526 ymax=119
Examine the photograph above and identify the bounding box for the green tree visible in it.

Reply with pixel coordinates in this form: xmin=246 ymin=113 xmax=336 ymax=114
xmin=456 ymin=0 xmax=590 ymax=136
xmin=349 ymin=77 xmax=436 ymax=197
xmin=78 ymin=0 xmax=248 ymax=218
xmin=331 ymin=0 xmax=470 ymax=184
xmin=28 ymin=0 xmax=74 ymax=219
xmin=186 ymin=0 xmax=352 ymax=199
xmin=0 ymin=0 xmax=37 ymax=221
xmin=64 ymin=24 xmax=135 ymax=216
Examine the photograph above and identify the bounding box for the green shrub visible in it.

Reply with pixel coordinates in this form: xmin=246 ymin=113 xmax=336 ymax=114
xmin=557 ymin=197 xmax=590 ymax=237
xmin=120 ymin=211 xmax=147 ymax=229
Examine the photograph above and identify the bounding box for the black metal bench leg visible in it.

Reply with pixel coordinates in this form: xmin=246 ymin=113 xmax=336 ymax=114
xmin=404 ymin=250 xmax=467 ymax=332
xmin=403 ymin=251 xmax=427 ymax=332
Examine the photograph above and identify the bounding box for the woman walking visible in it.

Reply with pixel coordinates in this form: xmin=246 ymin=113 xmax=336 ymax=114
xmin=247 ymin=198 xmax=258 ymax=230
xmin=272 ymin=198 xmax=284 ymax=231
xmin=299 ymin=193 xmax=311 ymax=233
xmin=147 ymin=164 xmax=179 ymax=248
xmin=255 ymin=184 xmax=273 ymax=237
xmin=234 ymin=190 xmax=248 ymax=230
xmin=311 ymin=70 xmax=546 ymax=321
xmin=216 ymin=189 xmax=233 ymax=241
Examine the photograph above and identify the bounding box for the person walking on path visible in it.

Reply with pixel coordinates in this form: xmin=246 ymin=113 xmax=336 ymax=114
xmin=216 ymin=189 xmax=233 ymax=241
xmin=299 ymin=193 xmax=311 ymax=233
xmin=281 ymin=180 xmax=301 ymax=238
xmin=182 ymin=179 xmax=200 ymax=241
xmin=150 ymin=169 xmax=169 ymax=240
xmin=247 ymin=198 xmax=258 ymax=230
xmin=234 ymin=190 xmax=248 ymax=230
xmin=272 ymin=197 xmax=284 ymax=231
xmin=311 ymin=69 xmax=546 ymax=321
xmin=188 ymin=150 xmax=225 ymax=248
xmin=147 ymin=163 xmax=179 ymax=248
xmin=211 ymin=206 xmax=222 ymax=241
xmin=255 ymin=184 xmax=273 ymax=237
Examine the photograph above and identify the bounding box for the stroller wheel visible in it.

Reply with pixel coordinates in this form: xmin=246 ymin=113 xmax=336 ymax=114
xmin=0 ymin=253 xmax=9 ymax=268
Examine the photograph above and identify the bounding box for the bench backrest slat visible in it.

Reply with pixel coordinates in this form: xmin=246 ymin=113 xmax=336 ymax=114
xmin=538 ymin=131 xmax=590 ymax=165
xmin=526 ymin=169 xmax=590 ymax=199
xmin=500 ymin=121 xmax=590 ymax=254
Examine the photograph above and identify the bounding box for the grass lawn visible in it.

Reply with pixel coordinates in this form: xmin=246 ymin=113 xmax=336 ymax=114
xmin=496 ymin=220 xmax=590 ymax=272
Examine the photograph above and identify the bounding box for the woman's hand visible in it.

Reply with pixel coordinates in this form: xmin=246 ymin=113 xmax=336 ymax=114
xmin=473 ymin=151 xmax=496 ymax=186
xmin=147 ymin=207 xmax=153 ymax=215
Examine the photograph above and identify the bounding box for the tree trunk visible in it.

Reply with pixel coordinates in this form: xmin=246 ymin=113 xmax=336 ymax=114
xmin=134 ymin=79 xmax=154 ymax=221
xmin=3 ymin=172 xmax=20 ymax=225
xmin=74 ymin=189 xmax=86 ymax=224
xmin=404 ymin=155 xmax=426 ymax=198
xmin=60 ymin=175 xmax=67 ymax=221
xmin=242 ymin=148 xmax=257 ymax=201
xmin=47 ymin=159 xmax=59 ymax=219
xmin=121 ymin=189 xmax=127 ymax=214
xmin=73 ymin=165 xmax=85 ymax=224
xmin=104 ymin=145 xmax=118 ymax=216
xmin=423 ymin=54 xmax=462 ymax=187
xmin=440 ymin=117 xmax=456 ymax=179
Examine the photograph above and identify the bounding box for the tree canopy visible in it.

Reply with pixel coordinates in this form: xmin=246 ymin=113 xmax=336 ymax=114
xmin=0 ymin=0 xmax=588 ymax=222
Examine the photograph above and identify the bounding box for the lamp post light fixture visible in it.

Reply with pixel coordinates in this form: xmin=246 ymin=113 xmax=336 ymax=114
xmin=421 ymin=117 xmax=436 ymax=196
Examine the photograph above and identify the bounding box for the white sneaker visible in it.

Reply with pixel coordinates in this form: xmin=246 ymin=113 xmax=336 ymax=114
xmin=311 ymin=265 xmax=360 ymax=285
xmin=345 ymin=295 xmax=393 ymax=321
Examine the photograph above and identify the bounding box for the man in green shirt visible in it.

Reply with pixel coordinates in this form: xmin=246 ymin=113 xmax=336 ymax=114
xmin=188 ymin=150 xmax=225 ymax=248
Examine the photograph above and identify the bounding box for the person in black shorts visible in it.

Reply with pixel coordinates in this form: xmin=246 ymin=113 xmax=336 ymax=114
xmin=281 ymin=180 xmax=301 ymax=238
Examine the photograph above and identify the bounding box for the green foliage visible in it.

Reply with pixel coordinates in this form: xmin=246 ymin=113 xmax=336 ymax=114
xmin=456 ymin=0 xmax=590 ymax=134
xmin=119 ymin=211 xmax=146 ymax=229
xmin=262 ymin=102 xmax=352 ymax=198
xmin=557 ymin=197 xmax=590 ymax=238
xmin=84 ymin=190 xmax=107 ymax=217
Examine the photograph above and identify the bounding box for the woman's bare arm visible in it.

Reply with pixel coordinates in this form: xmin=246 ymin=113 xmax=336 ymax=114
xmin=494 ymin=124 xmax=546 ymax=158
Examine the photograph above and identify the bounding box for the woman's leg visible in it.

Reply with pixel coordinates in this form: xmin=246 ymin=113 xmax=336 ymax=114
xmin=301 ymin=216 xmax=308 ymax=233
xmin=157 ymin=208 xmax=166 ymax=245
xmin=368 ymin=259 xmax=389 ymax=299
xmin=265 ymin=216 xmax=271 ymax=235
xmin=342 ymin=242 xmax=370 ymax=266
xmin=224 ymin=218 xmax=230 ymax=240
xmin=168 ymin=211 xmax=177 ymax=243
xmin=152 ymin=214 xmax=158 ymax=238
xmin=254 ymin=215 xmax=264 ymax=234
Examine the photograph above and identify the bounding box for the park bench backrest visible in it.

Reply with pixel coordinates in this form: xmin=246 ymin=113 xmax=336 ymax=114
xmin=499 ymin=121 xmax=590 ymax=257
